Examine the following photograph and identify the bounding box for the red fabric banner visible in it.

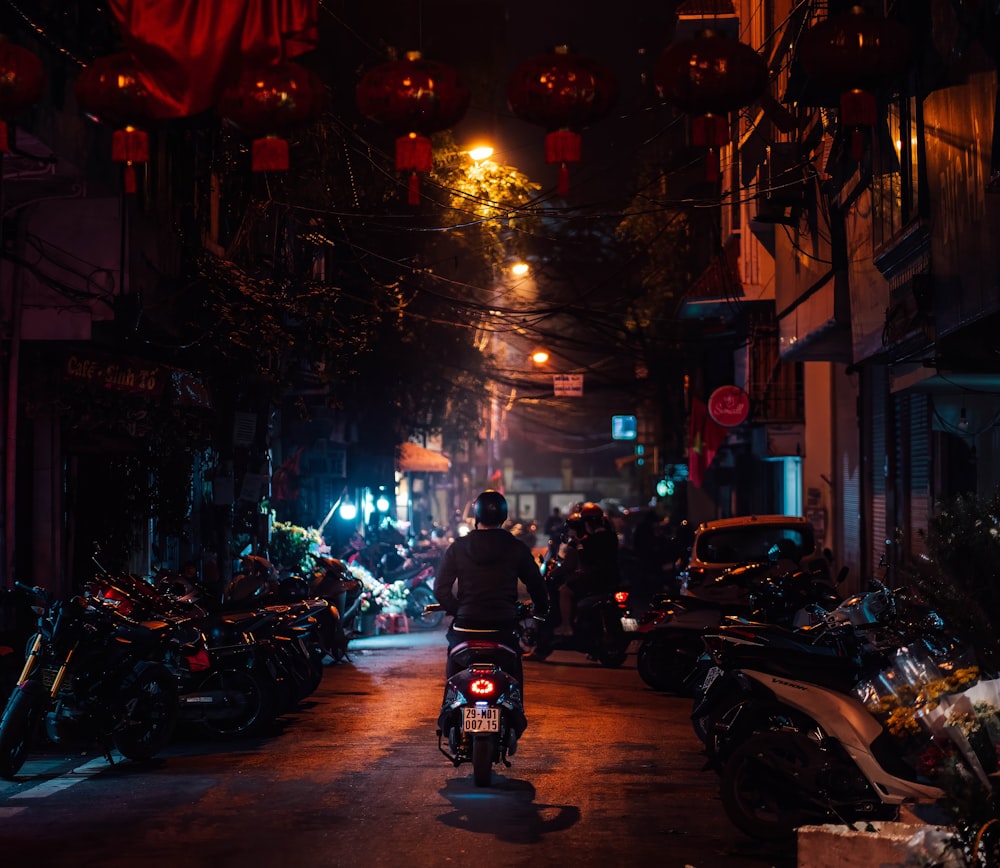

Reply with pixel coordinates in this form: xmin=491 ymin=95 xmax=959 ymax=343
xmin=688 ymin=395 xmax=727 ymax=488
xmin=107 ymin=0 xmax=318 ymax=118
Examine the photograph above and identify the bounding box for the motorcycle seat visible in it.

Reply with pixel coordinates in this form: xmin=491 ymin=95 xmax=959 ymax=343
xmin=450 ymin=639 xmax=520 ymax=670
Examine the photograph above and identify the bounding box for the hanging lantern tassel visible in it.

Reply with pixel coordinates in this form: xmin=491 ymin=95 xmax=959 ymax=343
xmin=251 ymin=135 xmax=290 ymax=172
xmin=545 ymin=129 xmax=581 ymax=196
xmin=111 ymin=125 xmax=149 ymax=194
xmin=395 ymin=132 xmax=433 ymax=206
xmin=691 ymin=114 xmax=730 ymax=182
xmin=839 ymin=89 xmax=877 ymax=162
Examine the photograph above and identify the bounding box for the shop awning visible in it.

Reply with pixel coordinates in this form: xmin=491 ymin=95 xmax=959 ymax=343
xmin=395 ymin=442 xmax=451 ymax=473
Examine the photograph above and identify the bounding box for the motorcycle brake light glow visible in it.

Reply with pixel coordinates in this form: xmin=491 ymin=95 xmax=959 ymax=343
xmin=470 ymin=678 xmax=496 ymax=696
xmin=614 ymin=591 xmax=629 ymax=606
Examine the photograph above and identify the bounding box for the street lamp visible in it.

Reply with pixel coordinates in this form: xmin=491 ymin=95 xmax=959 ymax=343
xmin=531 ymin=349 xmax=549 ymax=365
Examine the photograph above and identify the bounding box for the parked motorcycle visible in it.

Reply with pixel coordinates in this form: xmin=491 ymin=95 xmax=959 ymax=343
xmin=310 ymin=556 xmax=362 ymax=647
xmin=695 ymin=582 xmax=980 ymax=840
xmin=0 ymin=582 xmax=179 ymax=779
xmin=95 ymin=566 xmax=296 ymax=737
xmin=633 ymin=554 xmax=845 ymax=693
xmin=430 ymin=604 xmax=534 ymax=787
xmin=378 ymin=548 xmax=443 ymax=629
xmin=692 ymin=578 xmax=967 ymax=766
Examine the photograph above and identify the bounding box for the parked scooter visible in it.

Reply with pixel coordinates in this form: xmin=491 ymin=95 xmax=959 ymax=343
xmin=430 ymin=604 xmax=537 ymax=787
xmin=694 ymin=582 xmax=980 ymax=840
xmin=633 ymin=552 xmax=845 ymax=693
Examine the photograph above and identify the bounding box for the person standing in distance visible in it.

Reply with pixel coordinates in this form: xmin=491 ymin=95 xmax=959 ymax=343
xmin=433 ymin=490 xmax=549 ymax=692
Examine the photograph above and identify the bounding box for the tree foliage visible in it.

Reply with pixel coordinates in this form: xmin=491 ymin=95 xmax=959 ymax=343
xmin=904 ymin=490 xmax=1000 ymax=671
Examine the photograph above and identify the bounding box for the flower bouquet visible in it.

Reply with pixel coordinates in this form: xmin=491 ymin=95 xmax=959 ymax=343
xmin=936 ymin=677 xmax=1000 ymax=787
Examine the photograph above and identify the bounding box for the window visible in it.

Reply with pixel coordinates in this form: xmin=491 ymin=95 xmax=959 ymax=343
xmin=872 ymin=95 xmax=921 ymax=250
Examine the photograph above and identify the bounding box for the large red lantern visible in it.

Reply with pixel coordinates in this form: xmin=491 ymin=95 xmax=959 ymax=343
xmin=75 ymin=53 xmax=152 ymax=194
xmin=507 ymin=45 xmax=617 ymax=196
xmin=356 ymin=51 xmax=470 ymax=205
xmin=217 ymin=61 xmax=324 ymax=172
xmin=655 ymin=29 xmax=768 ymax=182
xmin=0 ymin=39 xmax=45 ymax=153
xmin=797 ymin=7 xmax=912 ymax=162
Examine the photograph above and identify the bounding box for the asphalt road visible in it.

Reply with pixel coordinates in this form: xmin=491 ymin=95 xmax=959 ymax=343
xmin=0 ymin=626 xmax=796 ymax=868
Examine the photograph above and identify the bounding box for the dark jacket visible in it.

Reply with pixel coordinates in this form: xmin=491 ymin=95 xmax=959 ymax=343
xmin=433 ymin=528 xmax=548 ymax=623
xmin=576 ymin=524 xmax=620 ymax=593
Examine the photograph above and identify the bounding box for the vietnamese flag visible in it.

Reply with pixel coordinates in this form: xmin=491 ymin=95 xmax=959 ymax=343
xmin=688 ymin=396 xmax=727 ymax=488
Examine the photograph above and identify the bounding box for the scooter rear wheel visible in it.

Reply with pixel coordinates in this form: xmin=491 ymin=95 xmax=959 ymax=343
xmin=594 ymin=608 xmax=628 ymax=668
xmin=472 ymin=735 xmax=493 ymax=787
xmin=719 ymin=730 xmax=865 ymax=840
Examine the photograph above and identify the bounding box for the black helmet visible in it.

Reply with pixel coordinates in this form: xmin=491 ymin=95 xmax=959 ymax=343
xmin=473 ymin=490 xmax=508 ymax=527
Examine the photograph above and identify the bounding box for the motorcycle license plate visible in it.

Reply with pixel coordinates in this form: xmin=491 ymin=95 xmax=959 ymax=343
xmin=462 ymin=707 xmax=499 ymax=733
xmin=620 ymin=617 xmax=639 ymax=632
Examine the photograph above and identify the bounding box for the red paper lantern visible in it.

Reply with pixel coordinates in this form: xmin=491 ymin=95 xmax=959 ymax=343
xmin=507 ymin=45 xmax=617 ymax=196
xmin=75 ymin=53 xmax=152 ymax=194
xmin=217 ymin=61 xmax=323 ymax=172
xmin=797 ymin=8 xmax=912 ymax=162
xmin=356 ymin=51 xmax=470 ymax=205
xmin=655 ymin=30 xmax=768 ymax=182
xmin=0 ymin=39 xmax=45 ymax=153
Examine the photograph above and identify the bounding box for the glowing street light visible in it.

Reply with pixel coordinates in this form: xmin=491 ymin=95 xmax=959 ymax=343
xmin=531 ymin=349 xmax=550 ymax=365
xmin=338 ymin=501 xmax=358 ymax=521
xmin=510 ymin=261 xmax=530 ymax=277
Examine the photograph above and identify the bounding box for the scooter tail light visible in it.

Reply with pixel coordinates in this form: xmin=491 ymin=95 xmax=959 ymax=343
xmin=614 ymin=590 xmax=629 ymax=606
xmin=470 ymin=678 xmax=496 ymax=696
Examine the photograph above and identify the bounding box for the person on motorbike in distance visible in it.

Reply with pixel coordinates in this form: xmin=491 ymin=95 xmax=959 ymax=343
xmin=555 ymin=502 xmax=620 ymax=636
xmin=433 ymin=490 xmax=549 ymax=692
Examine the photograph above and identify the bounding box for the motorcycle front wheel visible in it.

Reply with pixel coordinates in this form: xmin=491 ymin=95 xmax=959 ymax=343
xmin=0 ymin=680 xmax=46 ymax=779
xmin=113 ymin=661 xmax=179 ymax=761
xmin=517 ymin=614 xmax=540 ymax=656
xmin=472 ymin=734 xmax=494 ymax=787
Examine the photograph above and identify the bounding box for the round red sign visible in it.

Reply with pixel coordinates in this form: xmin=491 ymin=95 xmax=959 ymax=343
xmin=708 ymin=385 xmax=750 ymax=427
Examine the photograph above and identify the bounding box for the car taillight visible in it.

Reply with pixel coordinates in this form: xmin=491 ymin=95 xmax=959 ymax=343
xmin=470 ymin=678 xmax=496 ymax=696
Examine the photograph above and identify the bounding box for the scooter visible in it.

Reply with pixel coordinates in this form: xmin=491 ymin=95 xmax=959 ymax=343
xmin=430 ymin=605 xmax=531 ymax=787
xmin=529 ymin=577 xmax=630 ymax=668
xmin=697 ymin=585 xmax=981 ymax=840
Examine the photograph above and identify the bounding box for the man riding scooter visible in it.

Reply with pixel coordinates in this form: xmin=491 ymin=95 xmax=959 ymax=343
xmin=553 ymin=502 xmax=619 ymax=637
